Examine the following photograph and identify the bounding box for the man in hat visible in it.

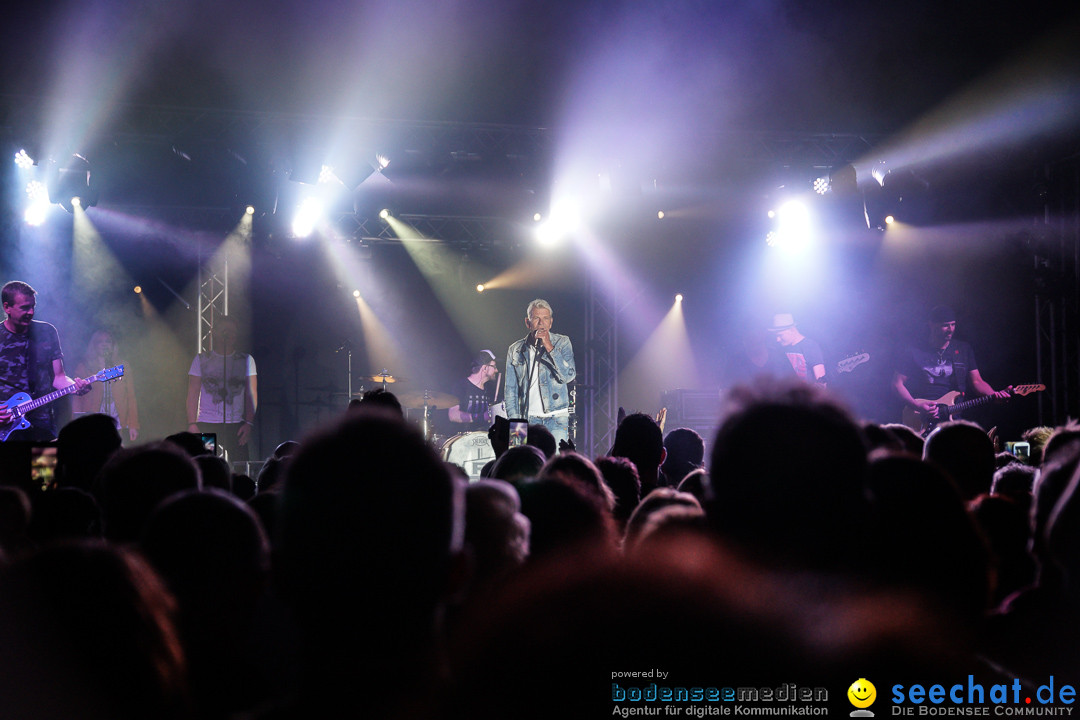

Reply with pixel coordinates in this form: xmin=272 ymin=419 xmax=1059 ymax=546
xmin=449 ymin=349 xmax=500 ymax=431
xmin=892 ymin=305 xmax=1010 ymax=429
xmin=769 ymin=313 xmax=826 ymax=384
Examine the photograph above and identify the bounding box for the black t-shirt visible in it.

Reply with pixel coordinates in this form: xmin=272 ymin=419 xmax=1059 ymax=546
xmin=0 ymin=321 xmax=64 ymax=431
xmin=781 ymin=337 xmax=825 ymax=381
xmin=452 ymin=377 xmax=495 ymax=431
xmin=895 ymin=340 xmax=978 ymax=401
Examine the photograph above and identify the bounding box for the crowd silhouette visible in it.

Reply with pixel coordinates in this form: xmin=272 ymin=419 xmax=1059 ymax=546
xmin=0 ymin=376 xmax=1078 ymax=718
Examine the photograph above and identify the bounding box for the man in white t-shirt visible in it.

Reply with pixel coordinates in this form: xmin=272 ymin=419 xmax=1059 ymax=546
xmin=504 ymin=299 xmax=576 ymax=446
xmin=186 ymin=316 xmax=257 ymax=461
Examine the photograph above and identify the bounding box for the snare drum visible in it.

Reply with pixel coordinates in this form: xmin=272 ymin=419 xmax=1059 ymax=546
xmin=440 ymin=431 xmax=495 ymax=481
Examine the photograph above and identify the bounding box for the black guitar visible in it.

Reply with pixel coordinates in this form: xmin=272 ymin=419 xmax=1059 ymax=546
xmin=0 ymin=365 xmax=125 ymax=441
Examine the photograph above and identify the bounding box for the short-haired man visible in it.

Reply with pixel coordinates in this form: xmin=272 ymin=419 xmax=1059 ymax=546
xmin=504 ymin=299 xmax=576 ymax=446
xmin=449 ymin=350 xmax=500 ymax=430
xmin=0 ymin=281 xmax=90 ymax=440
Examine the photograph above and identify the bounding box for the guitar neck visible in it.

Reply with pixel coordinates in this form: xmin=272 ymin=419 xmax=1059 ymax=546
xmin=17 ymin=379 xmax=95 ymax=414
xmin=946 ymin=393 xmax=995 ymax=417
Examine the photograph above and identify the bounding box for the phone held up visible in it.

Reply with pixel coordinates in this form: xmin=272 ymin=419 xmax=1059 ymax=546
xmin=509 ymin=419 xmax=528 ymax=447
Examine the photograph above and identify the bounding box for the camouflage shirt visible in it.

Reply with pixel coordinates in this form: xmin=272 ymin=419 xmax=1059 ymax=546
xmin=0 ymin=320 xmax=63 ymax=432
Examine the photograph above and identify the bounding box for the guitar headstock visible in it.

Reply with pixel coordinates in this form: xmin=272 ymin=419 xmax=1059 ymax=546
xmin=94 ymin=365 xmax=125 ymax=382
xmin=836 ymin=352 xmax=870 ymax=373
xmin=1010 ymin=384 xmax=1046 ymax=397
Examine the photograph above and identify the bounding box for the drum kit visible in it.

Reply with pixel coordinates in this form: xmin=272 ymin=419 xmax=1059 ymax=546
xmin=352 ymin=369 xmax=496 ymax=480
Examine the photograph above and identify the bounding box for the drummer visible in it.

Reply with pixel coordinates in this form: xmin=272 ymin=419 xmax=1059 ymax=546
xmin=448 ymin=350 xmax=500 ymax=431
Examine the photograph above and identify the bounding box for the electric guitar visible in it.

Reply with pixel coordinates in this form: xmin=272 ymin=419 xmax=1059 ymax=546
xmin=0 ymin=365 xmax=125 ymax=441
xmin=901 ymin=383 xmax=1045 ymax=436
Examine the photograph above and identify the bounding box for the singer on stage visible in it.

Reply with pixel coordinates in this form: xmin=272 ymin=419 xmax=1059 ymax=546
xmin=504 ymin=298 xmax=576 ymax=446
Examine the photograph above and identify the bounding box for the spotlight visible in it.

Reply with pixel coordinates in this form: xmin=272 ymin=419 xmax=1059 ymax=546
xmin=476 ymin=284 xmax=485 ymax=293
xmin=533 ymin=213 xmax=542 ymax=222
xmin=376 ymin=154 xmax=390 ymax=170
xmin=48 ymin=154 xmax=98 ymax=213
xmin=291 ymin=197 xmax=323 ymax=238
xmin=24 ymin=203 xmax=47 ymax=227
xmin=24 ymin=180 xmax=50 ymax=226
xmin=133 ymin=285 xmax=142 ymax=294
xmin=675 ymin=293 xmax=683 ymax=303
xmin=885 ymin=215 xmax=895 ymax=225
xmin=13 ymin=149 xmax=34 ymax=169
xmin=534 ymin=198 xmax=580 ymax=247
xmin=71 ymin=197 xmax=82 ymax=208
xmin=26 ymin=180 xmax=47 ymax=202
xmin=379 ymin=208 xmax=391 ymax=219
xmin=352 ymin=290 xmax=361 ymax=298
xmin=657 ymin=210 xmax=665 ymax=220
xmin=245 ymin=205 xmax=255 ymax=215
xmin=813 ymin=177 xmax=830 ymax=195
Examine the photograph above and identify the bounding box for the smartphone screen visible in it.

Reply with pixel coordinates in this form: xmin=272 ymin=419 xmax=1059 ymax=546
xmin=201 ymin=433 xmax=217 ymax=455
xmin=31 ymin=443 xmax=59 ymax=492
xmin=509 ymin=419 xmax=528 ymax=447
xmin=1006 ymin=441 xmax=1030 ymax=459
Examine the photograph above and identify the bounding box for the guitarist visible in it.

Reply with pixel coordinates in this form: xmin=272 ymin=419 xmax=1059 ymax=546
xmin=0 ymin=281 xmax=90 ymax=441
xmin=892 ymin=305 xmax=1010 ymax=432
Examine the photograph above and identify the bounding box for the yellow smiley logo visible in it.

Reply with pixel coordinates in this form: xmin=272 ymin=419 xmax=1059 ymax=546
xmin=848 ymin=678 xmax=876 ymax=709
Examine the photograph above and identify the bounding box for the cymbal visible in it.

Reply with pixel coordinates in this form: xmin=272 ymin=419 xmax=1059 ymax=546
xmin=398 ymin=390 xmax=458 ymax=408
xmin=368 ymin=373 xmax=400 ymax=383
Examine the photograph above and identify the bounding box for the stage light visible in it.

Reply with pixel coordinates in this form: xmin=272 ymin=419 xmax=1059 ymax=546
xmin=885 ymin=215 xmax=895 ymax=225
xmin=26 ymin=180 xmax=47 ymax=202
xmin=48 ymin=154 xmax=98 ymax=213
xmin=765 ymin=199 xmax=815 ymax=250
xmin=14 ymin=149 xmax=34 ymax=169
xmin=376 ymin=154 xmax=390 ymax=170
xmin=245 ymin=205 xmax=255 ymax=215
xmin=767 ymin=209 xmax=777 ymax=219
xmin=871 ymin=161 xmax=888 ymax=186
xmin=24 ymin=203 xmax=47 ymax=226
xmin=534 ymin=198 xmax=580 ymax=247
xmin=533 ymin=213 xmax=542 ymax=222
xmin=352 ymin=289 xmax=361 ymax=298
xmin=657 ymin=210 xmax=665 ymax=220
xmin=476 ymin=284 xmax=485 ymax=293
xmin=318 ymin=165 xmax=336 ymax=185
xmin=133 ymin=285 xmax=142 ymax=294
xmin=813 ymin=176 xmax=830 ymax=195
xmin=675 ymin=293 xmax=683 ymax=302
xmin=291 ymin=197 xmax=323 ymax=238
xmin=379 ymin=208 xmax=391 ymax=219
xmin=71 ymin=197 xmax=82 ymax=208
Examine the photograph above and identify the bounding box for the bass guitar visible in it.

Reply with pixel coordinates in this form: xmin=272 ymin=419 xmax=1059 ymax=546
xmin=901 ymin=383 xmax=1045 ymax=436
xmin=0 ymin=365 xmax=125 ymax=441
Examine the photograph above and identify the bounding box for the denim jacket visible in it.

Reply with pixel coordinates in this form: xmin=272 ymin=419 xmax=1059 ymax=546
xmin=504 ymin=332 xmax=576 ymax=418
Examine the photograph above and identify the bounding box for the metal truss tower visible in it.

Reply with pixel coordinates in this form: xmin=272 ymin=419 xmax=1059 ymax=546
xmin=197 ymin=252 xmax=228 ymax=353
xmin=582 ymin=276 xmax=619 ymax=459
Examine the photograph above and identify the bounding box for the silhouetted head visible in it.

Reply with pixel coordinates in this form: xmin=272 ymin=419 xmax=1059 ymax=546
xmin=706 ymin=378 xmax=868 ymax=570
xmin=923 ymin=420 xmax=995 ymax=501
xmin=277 ymin=412 xmax=461 ymax=645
